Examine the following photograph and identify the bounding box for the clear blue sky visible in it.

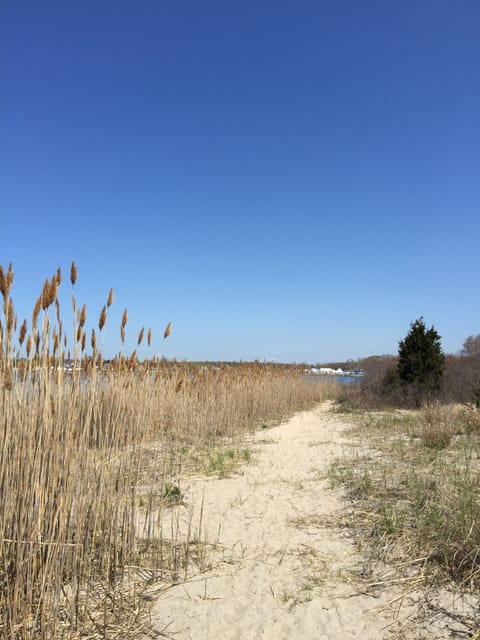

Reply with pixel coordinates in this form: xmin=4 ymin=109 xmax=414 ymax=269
xmin=1 ymin=1 xmax=479 ymax=362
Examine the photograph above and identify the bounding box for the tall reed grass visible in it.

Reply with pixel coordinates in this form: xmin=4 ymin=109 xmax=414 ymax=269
xmin=0 ymin=263 xmax=336 ymax=639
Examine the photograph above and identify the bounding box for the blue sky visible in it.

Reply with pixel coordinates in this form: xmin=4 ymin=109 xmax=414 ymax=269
xmin=1 ymin=1 xmax=479 ymax=362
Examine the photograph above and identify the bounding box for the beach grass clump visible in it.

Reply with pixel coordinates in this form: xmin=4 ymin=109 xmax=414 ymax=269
xmin=329 ymin=406 xmax=480 ymax=597
xmin=419 ymin=401 xmax=456 ymax=449
xmin=0 ymin=262 xmax=337 ymax=639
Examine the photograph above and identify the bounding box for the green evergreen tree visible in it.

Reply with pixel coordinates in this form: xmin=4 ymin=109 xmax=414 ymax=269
xmin=397 ymin=317 xmax=445 ymax=403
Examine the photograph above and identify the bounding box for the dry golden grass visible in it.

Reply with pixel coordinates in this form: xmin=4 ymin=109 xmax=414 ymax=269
xmin=329 ymin=400 xmax=480 ymax=634
xmin=0 ymin=263 xmax=337 ymax=639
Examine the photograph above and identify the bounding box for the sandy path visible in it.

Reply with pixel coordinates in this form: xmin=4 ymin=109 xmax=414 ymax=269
xmin=148 ymin=403 xmax=467 ymax=639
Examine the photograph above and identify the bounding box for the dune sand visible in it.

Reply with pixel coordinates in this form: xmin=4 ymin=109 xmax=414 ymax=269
xmin=148 ymin=402 xmax=475 ymax=639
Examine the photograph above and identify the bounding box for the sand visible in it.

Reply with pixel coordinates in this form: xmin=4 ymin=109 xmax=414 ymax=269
xmin=148 ymin=402 xmax=476 ymax=639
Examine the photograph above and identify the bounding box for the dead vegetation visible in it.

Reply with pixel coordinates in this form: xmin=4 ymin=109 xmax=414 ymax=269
xmin=0 ymin=262 xmax=337 ymax=639
xmin=329 ymin=401 xmax=480 ymax=636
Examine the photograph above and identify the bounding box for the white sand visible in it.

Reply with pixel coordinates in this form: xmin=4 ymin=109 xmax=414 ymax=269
xmin=148 ymin=402 xmax=476 ymax=639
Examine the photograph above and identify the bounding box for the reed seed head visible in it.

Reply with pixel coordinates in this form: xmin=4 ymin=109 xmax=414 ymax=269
xmin=32 ymin=297 xmax=41 ymax=330
xmin=79 ymin=304 xmax=87 ymax=328
xmin=107 ymin=288 xmax=114 ymax=307
xmin=137 ymin=327 xmax=144 ymax=345
xmin=53 ymin=330 xmax=59 ymax=354
xmin=70 ymin=261 xmax=78 ymax=286
xmin=41 ymin=278 xmax=50 ymax=310
xmin=49 ymin=276 xmax=58 ymax=305
xmin=121 ymin=308 xmax=128 ymax=328
xmin=147 ymin=328 xmax=152 ymax=347
xmin=26 ymin=334 xmax=33 ymax=357
xmin=6 ymin=298 xmax=14 ymax=333
xmin=19 ymin=319 xmax=27 ymax=346
xmin=164 ymin=321 xmax=172 ymax=339
xmin=98 ymin=306 xmax=107 ymax=331
xmin=0 ymin=266 xmax=6 ymax=299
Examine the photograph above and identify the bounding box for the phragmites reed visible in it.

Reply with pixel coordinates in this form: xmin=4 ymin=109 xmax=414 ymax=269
xmin=164 ymin=321 xmax=172 ymax=339
xmin=0 ymin=261 xmax=341 ymax=640
xmin=79 ymin=304 xmax=87 ymax=328
xmin=107 ymin=288 xmax=114 ymax=307
xmin=121 ymin=308 xmax=128 ymax=328
xmin=147 ymin=327 xmax=152 ymax=347
xmin=52 ymin=329 xmax=59 ymax=354
xmin=120 ymin=325 xmax=126 ymax=345
xmin=98 ymin=305 xmax=107 ymax=331
xmin=19 ymin=319 xmax=27 ymax=346
xmin=0 ymin=263 xmax=14 ymax=301
xmin=25 ymin=334 xmax=33 ymax=357
xmin=137 ymin=326 xmax=144 ymax=345
xmin=0 ymin=266 xmax=6 ymax=299
xmin=56 ymin=266 xmax=62 ymax=286
xmin=3 ymin=365 xmax=13 ymax=391
xmin=41 ymin=278 xmax=50 ymax=310
xmin=49 ymin=275 xmax=58 ymax=305
xmin=70 ymin=261 xmax=77 ymax=286
xmin=6 ymin=298 xmax=14 ymax=333
xmin=32 ymin=297 xmax=41 ymax=330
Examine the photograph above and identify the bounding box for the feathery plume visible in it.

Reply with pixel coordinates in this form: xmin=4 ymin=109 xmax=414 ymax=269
xmin=0 ymin=266 xmax=6 ymax=299
xmin=79 ymin=304 xmax=87 ymax=328
xmin=19 ymin=319 xmax=27 ymax=346
xmin=107 ymin=288 xmax=114 ymax=307
xmin=32 ymin=297 xmax=41 ymax=330
xmin=70 ymin=261 xmax=77 ymax=286
xmin=137 ymin=327 xmax=144 ymax=345
xmin=164 ymin=321 xmax=172 ymax=339
xmin=98 ymin=306 xmax=107 ymax=331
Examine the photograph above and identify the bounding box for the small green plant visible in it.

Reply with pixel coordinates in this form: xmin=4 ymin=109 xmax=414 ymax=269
xmin=163 ymin=482 xmax=182 ymax=503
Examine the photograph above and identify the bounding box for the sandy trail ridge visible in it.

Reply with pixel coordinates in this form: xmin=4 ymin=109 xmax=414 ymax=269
xmin=148 ymin=402 xmax=475 ymax=639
